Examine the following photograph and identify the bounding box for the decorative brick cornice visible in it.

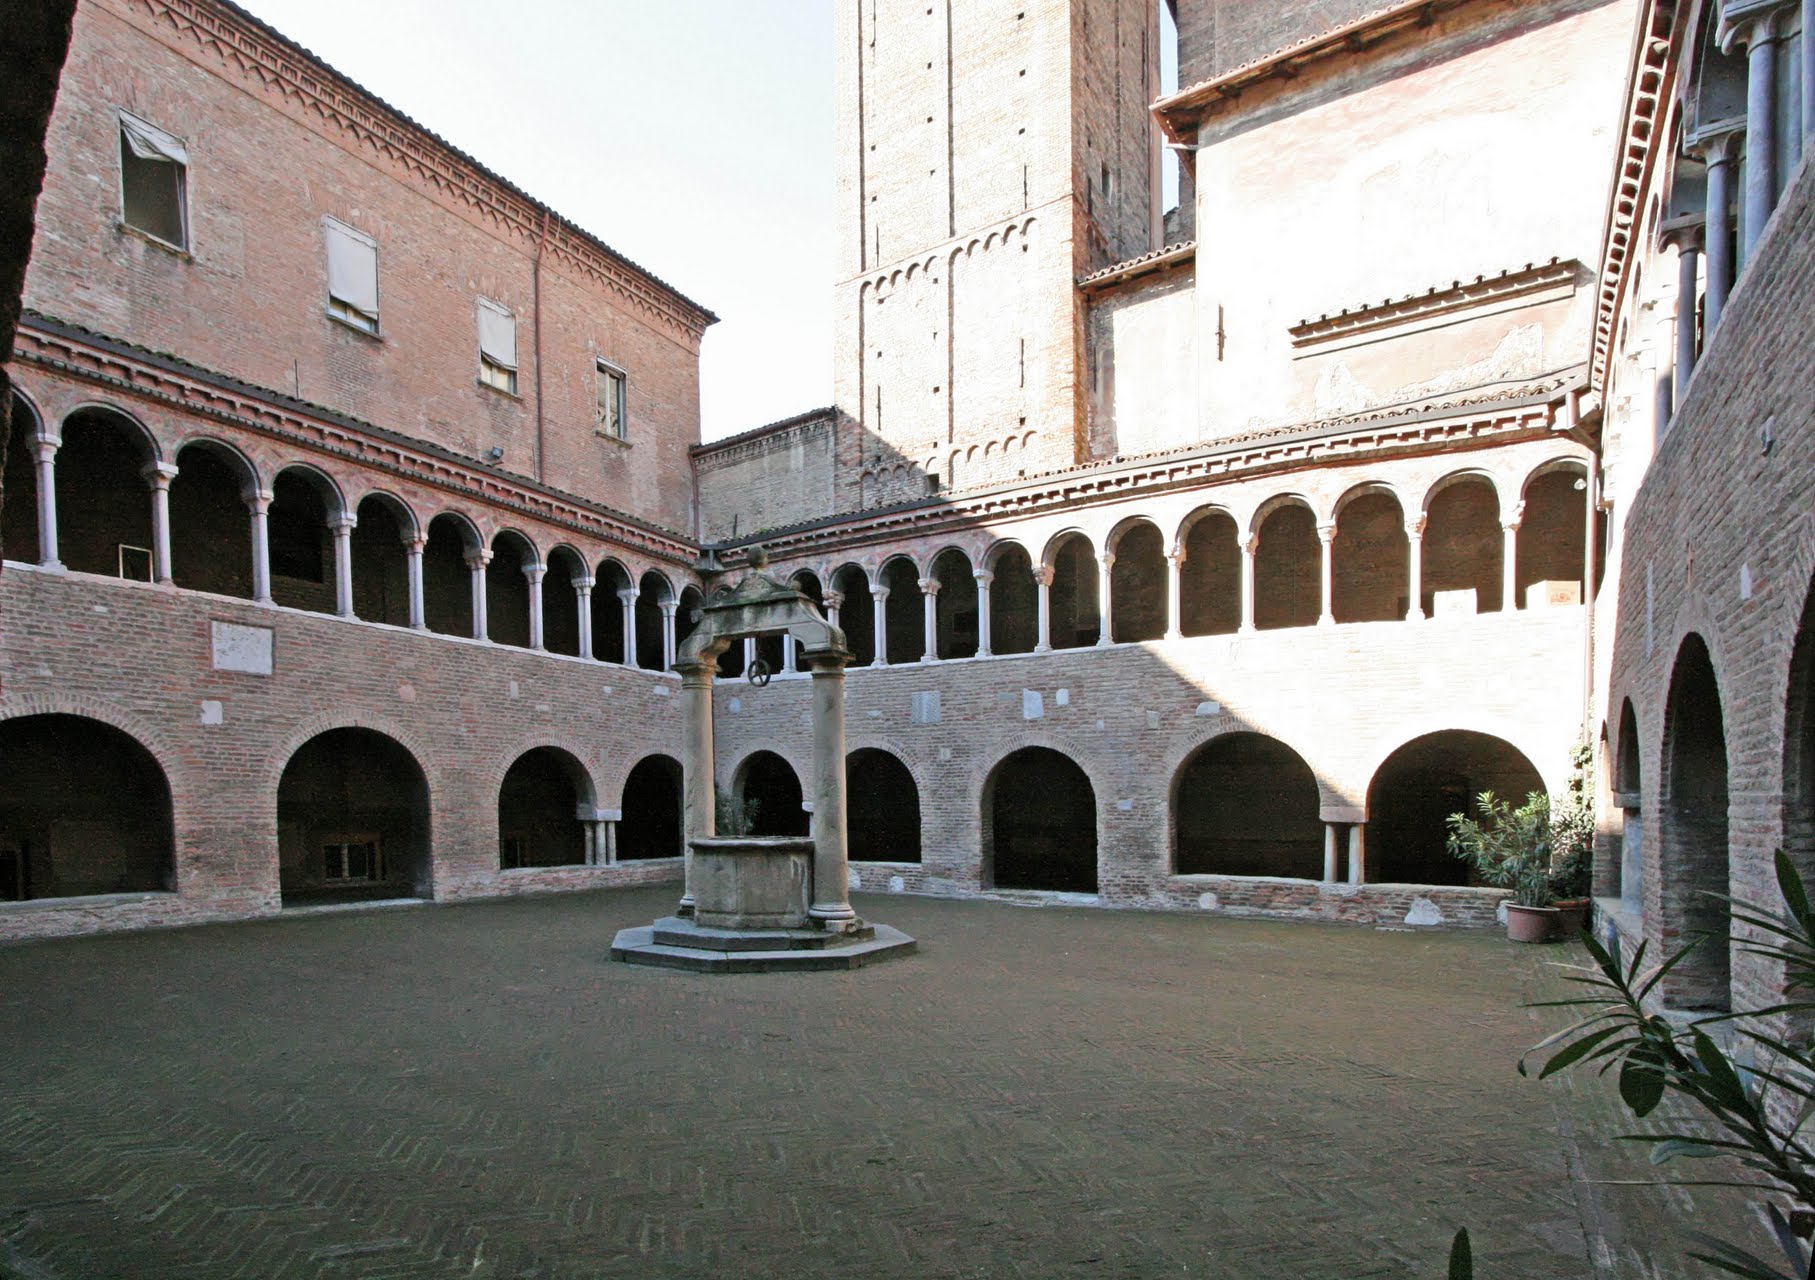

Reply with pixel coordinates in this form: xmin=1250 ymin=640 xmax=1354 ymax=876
xmin=116 ymin=0 xmax=717 ymax=342
xmin=691 ymin=407 xmax=838 ymax=469
xmin=14 ymin=313 xmax=699 ymax=565
xmin=713 ymin=380 xmax=1577 ymax=562
xmin=1590 ymin=0 xmax=1685 ymax=393
xmin=1290 ymin=259 xmax=1582 ymax=349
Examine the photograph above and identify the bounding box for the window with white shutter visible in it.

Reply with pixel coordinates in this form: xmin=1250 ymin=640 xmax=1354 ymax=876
xmin=477 ymin=298 xmax=518 ymax=394
xmin=324 ymin=217 xmax=380 ymax=334
xmin=595 ymin=359 xmax=627 ymax=440
xmin=118 ymin=112 xmax=188 ymax=250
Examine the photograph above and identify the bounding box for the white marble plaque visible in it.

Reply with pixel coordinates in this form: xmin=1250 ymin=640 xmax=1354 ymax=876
xmin=211 ymin=621 xmax=273 ymax=675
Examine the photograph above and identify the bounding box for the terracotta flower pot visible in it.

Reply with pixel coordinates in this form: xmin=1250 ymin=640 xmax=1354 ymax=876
xmin=1505 ymin=903 xmax=1563 ymax=943
xmin=1552 ymin=898 xmax=1590 ymax=939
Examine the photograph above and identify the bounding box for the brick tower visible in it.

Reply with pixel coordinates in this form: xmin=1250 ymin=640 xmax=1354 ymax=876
xmin=832 ymin=0 xmax=1163 ymax=510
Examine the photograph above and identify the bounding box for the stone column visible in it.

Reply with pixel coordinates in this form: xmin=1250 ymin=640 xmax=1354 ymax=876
xmin=1699 ymin=128 xmax=1742 ymax=331
xmin=1405 ymin=517 xmax=1426 ymax=621
xmin=676 ymin=659 xmax=716 ymax=917
xmin=1164 ymin=549 xmax=1184 ymax=641
xmin=32 ymin=434 xmax=61 ymax=570
xmin=575 ymin=576 xmax=595 ymax=659
xmin=466 ymin=548 xmax=492 ymax=640
xmin=1347 ymin=824 xmax=1367 ymax=886
xmin=973 ymin=570 xmax=994 ymax=656
xmin=1095 ymin=552 xmax=1115 ymax=646
xmin=1316 ymin=523 xmax=1336 ymax=625
xmin=1033 ymin=564 xmax=1055 ymax=652
xmin=808 ymin=650 xmax=858 ymax=929
xmin=662 ymin=601 xmax=679 ymax=670
xmin=618 ymin=587 xmax=638 ymax=666
xmin=404 ymin=535 xmax=427 ymax=629
xmin=523 ymin=563 xmax=546 ymax=649
xmin=143 ymin=460 xmax=177 ymax=584
xmin=870 ymin=585 xmax=890 ymax=667
xmin=1667 ymin=225 xmax=1703 ymax=404
xmin=1323 ymin=824 xmax=1341 ymax=883
xmin=918 ymin=576 xmax=941 ymax=661
xmin=1727 ymin=8 xmax=1792 ymax=262
xmin=1501 ymin=506 xmax=1523 ymax=613
xmin=743 ymin=636 xmax=757 ymax=676
xmin=247 ymin=487 xmax=274 ymax=603
xmin=782 ymin=633 xmax=798 ymax=674
xmin=1239 ymin=534 xmax=1258 ymax=633
xmin=330 ymin=514 xmax=356 ymax=617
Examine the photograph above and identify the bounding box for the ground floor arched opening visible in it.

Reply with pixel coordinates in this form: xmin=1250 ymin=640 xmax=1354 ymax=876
xmin=619 ymin=755 xmax=683 ymax=860
xmin=985 ymin=747 xmax=1096 ymax=892
xmin=1174 ymin=733 xmax=1323 ymax=878
xmin=848 ymin=748 xmax=921 ymax=862
xmin=498 ymin=747 xmax=591 ymax=869
xmin=1366 ymin=731 xmax=1543 ymax=886
xmin=0 ymin=715 xmax=174 ymax=901
xmin=735 ymin=750 xmax=808 ymax=837
xmin=278 ymin=727 xmax=430 ymax=904
xmin=1660 ymin=634 xmax=1730 ymax=1012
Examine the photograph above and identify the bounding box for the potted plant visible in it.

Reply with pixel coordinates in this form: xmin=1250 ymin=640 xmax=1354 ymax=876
xmin=1545 ymin=741 xmax=1596 ymax=937
xmin=1446 ymin=790 xmax=1561 ymax=942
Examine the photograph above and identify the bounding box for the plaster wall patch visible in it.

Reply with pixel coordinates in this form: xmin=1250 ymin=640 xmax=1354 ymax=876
xmin=1022 ymin=689 xmax=1044 ymax=719
xmin=210 ymin=621 xmax=273 ymax=675
xmin=199 ymin=699 xmax=224 ymax=726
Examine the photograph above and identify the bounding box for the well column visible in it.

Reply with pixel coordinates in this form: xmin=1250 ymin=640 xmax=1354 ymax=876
xmin=676 ymin=658 xmax=715 ymax=917
xmin=808 ymin=649 xmax=857 ymax=927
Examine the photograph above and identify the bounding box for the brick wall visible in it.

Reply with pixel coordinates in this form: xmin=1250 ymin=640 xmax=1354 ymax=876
xmin=23 ymin=0 xmax=709 ymax=535
xmin=694 ymin=411 xmax=838 ymax=542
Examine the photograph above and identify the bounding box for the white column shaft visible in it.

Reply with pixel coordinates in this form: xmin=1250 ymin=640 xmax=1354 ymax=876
xmin=331 ymin=519 xmax=355 ymax=618
xmin=33 ymin=439 xmax=60 ymax=569
xmin=1347 ymin=824 xmax=1367 ymax=886
xmin=249 ymin=491 xmax=273 ymax=603
xmin=405 ymin=539 xmax=426 ymax=629
xmin=576 ymin=582 xmax=595 ymax=659
xmin=974 ymin=571 xmax=994 ymax=657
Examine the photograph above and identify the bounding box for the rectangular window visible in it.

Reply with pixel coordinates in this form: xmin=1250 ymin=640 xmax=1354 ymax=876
xmin=477 ymin=298 xmax=518 ymax=394
xmin=323 ymin=839 xmax=382 ymax=881
xmin=118 ymin=112 xmax=188 ymax=249
xmin=324 ymin=217 xmax=380 ymax=334
xmin=595 ymin=359 xmax=627 ymax=439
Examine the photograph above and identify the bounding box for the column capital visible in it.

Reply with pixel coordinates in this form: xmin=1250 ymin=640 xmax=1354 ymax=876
xmin=822 ymin=589 xmax=844 ymax=610
xmin=572 ymin=574 xmax=596 ymax=592
xmin=1166 ymin=547 xmax=1185 ymax=566
xmin=1656 ymin=216 xmax=1705 ymax=254
xmin=1032 ymin=565 xmax=1055 ymax=587
xmin=1719 ymin=0 xmax=1797 ymax=53
xmin=522 ymin=562 xmax=546 ymax=583
xmin=328 ymin=514 xmax=357 ymax=535
xmin=918 ymin=576 xmax=941 ymax=597
xmin=617 ymin=586 xmax=639 ymax=605
xmin=658 ymin=598 xmax=678 ymax=617
xmin=1241 ymin=533 xmax=1259 ymax=555
xmin=972 ymin=569 xmax=995 ymax=587
xmin=1316 ymin=522 xmax=1336 ymax=544
xmin=403 ymin=533 xmax=428 ymax=553
xmin=1686 ymin=120 xmax=1746 ymax=164
xmin=465 ymin=548 xmax=494 ymax=569
xmin=141 ymin=460 xmax=179 ymax=486
xmin=872 ymin=585 xmax=891 ymax=602
xmin=1097 ymin=551 xmax=1116 ymax=571
xmin=31 ymin=433 xmax=62 ymax=461
xmin=1405 ymin=516 xmax=1428 ymax=538
xmin=674 ymin=659 xmax=716 ymax=687
xmin=243 ymin=487 xmax=274 ymax=513
xmin=1503 ymin=501 xmax=1526 ymax=533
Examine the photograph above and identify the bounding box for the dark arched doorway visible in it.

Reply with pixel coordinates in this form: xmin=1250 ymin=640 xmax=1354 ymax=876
xmin=498 ymin=747 xmax=590 ymax=869
xmin=1175 ymin=733 xmax=1323 ymax=878
xmin=848 ymin=749 xmax=921 ymax=862
xmin=735 ymin=750 xmax=808 ymax=837
xmin=986 ymin=747 xmax=1096 ymax=892
xmin=1616 ymin=699 xmax=1643 ymax=913
xmin=1366 ymin=731 xmax=1543 ymax=885
xmin=277 ymin=728 xmax=430 ymax=904
xmin=1660 ymin=635 xmax=1730 ymax=1011
xmin=54 ymin=408 xmax=156 ymax=579
xmin=1110 ymin=520 xmax=1167 ymax=642
xmin=1253 ymin=503 xmax=1319 ymax=630
xmin=619 ymin=755 xmax=683 ymax=860
xmin=0 ymin=715 xmax=173 ymax=901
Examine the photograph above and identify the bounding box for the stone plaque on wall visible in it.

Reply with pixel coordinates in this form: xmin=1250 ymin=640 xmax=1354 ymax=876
xmin=211 ymin=621 xmax=274 ymax=675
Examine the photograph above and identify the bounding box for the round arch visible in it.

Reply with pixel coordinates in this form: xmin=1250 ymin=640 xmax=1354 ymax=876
xmin=170 ymin=437 xmax=259 ymax=598
xmin=1253 ymin=495 xmax=1319 ymax=631
xmin=0 ymin=713 xmax=175 ymax=901
xmin=848 ymin=748 xmax=922 ymax=862
xmin=1173 ymin=732 xmax=1323 ymax=879
xmin=1659 ymin=633 xmax=1731 ymax=1011
xmin=498 ymin=745 xmax=595 ymax=869
xmin=1108 ymin=517 xmax=1167 ymax=642
xmin=1365 ymin=730 xmax=1544 ymax=886
xmin=49 ymin=405 xmax=160 ymax=579
xmin=983 ymin=745 xmax=1097 ymax=892
xmin=731 ymin=749 xmax=808 ymax=837
xmin=278 ymin=726 xmax=431 ymax=902
xmin=487 ymin=529 xmax=541 ymax=649
xmin=619 ymin=754 xmax=683 ymax=860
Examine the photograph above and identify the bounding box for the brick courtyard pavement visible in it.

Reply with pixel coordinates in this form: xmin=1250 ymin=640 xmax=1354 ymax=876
xmin=0 ymin=888 xmax=1748 ymax=1278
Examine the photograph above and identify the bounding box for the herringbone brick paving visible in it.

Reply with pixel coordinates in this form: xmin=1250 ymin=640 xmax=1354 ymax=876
xmin=0 ymin=889 xmax=1732 ymax=1277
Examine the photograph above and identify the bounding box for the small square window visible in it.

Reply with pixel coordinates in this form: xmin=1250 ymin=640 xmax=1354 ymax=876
xmin=118 ymin=112 xmax=188 ymax=250
xmin=595 ymin=360 xmax=627 ymax=440
xmin=325 ymin=217 xmax=380 ymax=334
xmin=477 ymin=298 xmax=518 ymax=395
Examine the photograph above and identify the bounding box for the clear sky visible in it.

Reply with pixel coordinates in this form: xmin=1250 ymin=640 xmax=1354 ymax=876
xmin=234 ymin=0 xmax=837 ymax=442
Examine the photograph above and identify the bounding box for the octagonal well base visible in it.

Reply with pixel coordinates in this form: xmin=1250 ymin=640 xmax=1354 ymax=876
xmin=610 ymin=917 xmax=916 ymax=973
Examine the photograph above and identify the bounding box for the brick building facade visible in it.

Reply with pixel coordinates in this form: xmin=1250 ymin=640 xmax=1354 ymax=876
xmin=7 ymin=0 xmax=1786 ymax=970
